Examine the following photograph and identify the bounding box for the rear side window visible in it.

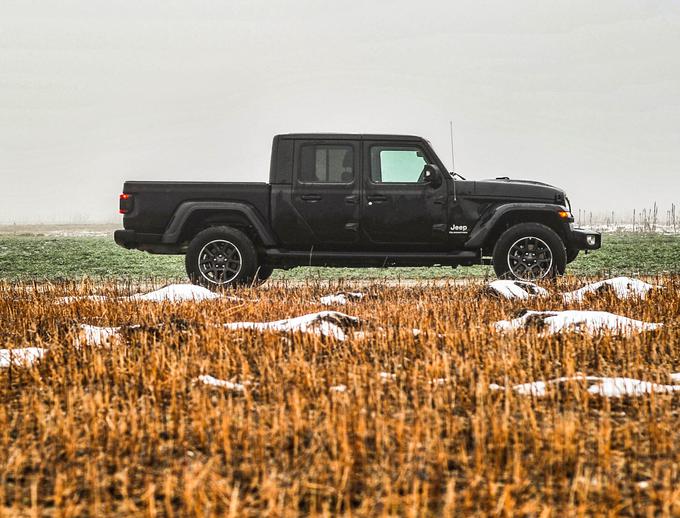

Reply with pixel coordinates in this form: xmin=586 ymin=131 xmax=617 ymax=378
xmin=370 ymin=146 xmax=428 ymax=183
xmin=299 ymin=145 xmax=354 ymax=183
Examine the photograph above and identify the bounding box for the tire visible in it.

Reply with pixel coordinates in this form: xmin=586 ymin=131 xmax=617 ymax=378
xmin=566 ymin=247 xmax=579 ymax=264
xmin=254 ymin=265 xmax=274 ymax=285
xmin=185 ymin=226 xmax=258 ymax=289
xmin=492 ymin=223 xmax=567 ymax=280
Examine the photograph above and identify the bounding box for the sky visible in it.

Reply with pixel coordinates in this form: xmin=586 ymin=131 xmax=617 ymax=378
xmin=1 ymin=0 xmax=678 ymax=224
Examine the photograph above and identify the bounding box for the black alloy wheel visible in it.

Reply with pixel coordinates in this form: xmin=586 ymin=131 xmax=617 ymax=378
xmin=197 ymin=239 xmax=243 ymax=285
xmin=506 ymin=236 xmax=553 ymax=280
xmin=492 ymin=222 xmax=567 ymax=280
xmin=185 ymin=226 xmax=258 ymax=288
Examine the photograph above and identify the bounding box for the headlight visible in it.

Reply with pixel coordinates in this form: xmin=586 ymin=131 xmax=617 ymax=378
xmin=586 ymin=235 xmax=597 ymax=246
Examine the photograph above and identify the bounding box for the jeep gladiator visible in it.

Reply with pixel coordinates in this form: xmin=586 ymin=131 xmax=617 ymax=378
xmin=115 ymin=133 xmax=601 ymax=286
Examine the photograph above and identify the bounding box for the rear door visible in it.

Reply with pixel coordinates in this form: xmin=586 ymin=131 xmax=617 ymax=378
xmin=291 ymin=139 xmax=361 ymax=247
xmin=361 ymin=140 xmax=448 ymax=248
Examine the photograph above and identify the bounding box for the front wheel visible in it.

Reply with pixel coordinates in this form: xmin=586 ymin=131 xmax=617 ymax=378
xmin=566 ymin=247 xmax=579 ymax=264
xmin=492 ymin=223 xmax=566 ymax=280
xmin=254 ymin=265 xmax=274 ymax=285
xmin=185 ymin=226 xmax=258 ymax=289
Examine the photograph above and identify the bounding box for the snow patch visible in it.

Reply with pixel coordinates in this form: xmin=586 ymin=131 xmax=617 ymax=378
xmin=562 ymin=277 xmax=660 ymax=303
xmin=58 ymin=284 xmax=243 ymax=304
xmin=494 ymin=310 xmax=662 ymax=335
xmin=195 ymin=374 xmax=247 ymax=392
xmin=490 ymin=374 xmax=680 ymax=398
xmin=0 ymin=347 xmax=46 ymax=368
xmin=223 ymin=311 xmax=362 ymax=341
xmin=129 ymin=284 xmax=223 ymax=302
xmin=77 ymin=324 xmax=121 ymax=347
xmin=57 ymin=295 xmax=108 ymax=304
xmin=487 ymin=280 xmax=550 ymax=300
xmin=319 ymin=292 xmax=365 ymax=306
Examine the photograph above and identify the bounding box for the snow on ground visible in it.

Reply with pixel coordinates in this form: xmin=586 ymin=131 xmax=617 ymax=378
xmin=58 ymin=284 xmax=243 ymax=304
xmin=319 ymin=292 xmax=365 ymax=306
xmin=57 ymin=295 xmax=109 ymax=304
xmin=483 ymin=277 xmax=659 ymax=302
xmin=195 ymin=375 xmax=248 ymax=392
xmin=486 ymin=280 xmax=550 ymax=300
xmin=129 ymin=284 xmax=224 ymax=302
xmin=562 ymin=277 xmax=660 ymax=303
xmin=77 ymin=324 xmax=121 ymax=346
xmin=0 ymin=347 xmax=46 ymax=368
xmin=490 ymin=374 xmax=680 ymax=398
xmin=494 ymin=310 xmax=662 ymax=335
xmin=223 ymin=311 xmax=362 ymax=341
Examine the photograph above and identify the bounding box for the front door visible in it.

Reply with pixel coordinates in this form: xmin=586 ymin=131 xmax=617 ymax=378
xmin=291 ymin=139 xmax=361 ymax=248
xmin=361 ymin=141 xmax=448 ymax=249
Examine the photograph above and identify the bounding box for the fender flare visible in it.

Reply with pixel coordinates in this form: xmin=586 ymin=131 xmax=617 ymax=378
xmin=161 ymin=201 xmax=277 ymax=246
xmin=464 ymin=203 xmax=566 ymax=249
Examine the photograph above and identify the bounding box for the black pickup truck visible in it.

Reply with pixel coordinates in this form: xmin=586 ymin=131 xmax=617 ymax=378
xmin=115 ymin=133 xmax=601 ymax=287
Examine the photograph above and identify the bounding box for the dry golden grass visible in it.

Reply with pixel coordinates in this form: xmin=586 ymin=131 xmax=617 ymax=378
xmin=0 ymin=276 xmax=678 ymax=517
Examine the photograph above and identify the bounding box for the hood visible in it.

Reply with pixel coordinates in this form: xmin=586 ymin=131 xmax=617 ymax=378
xmin=473 ymin=177 xmax=566 ymax=203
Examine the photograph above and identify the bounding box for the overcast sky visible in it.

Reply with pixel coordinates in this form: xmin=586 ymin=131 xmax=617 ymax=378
xmin=1 ymin=0 xmax=678 ymax=224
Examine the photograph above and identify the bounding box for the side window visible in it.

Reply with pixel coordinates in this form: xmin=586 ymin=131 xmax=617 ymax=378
xmin=299 ymin=145 xmax=354 ymax=183
xmin=370 ymin=146 xmax=428 ymax=183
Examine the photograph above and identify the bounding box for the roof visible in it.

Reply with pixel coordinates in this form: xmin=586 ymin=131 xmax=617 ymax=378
xmin=277 ymin=133 xmax=425 ymax=141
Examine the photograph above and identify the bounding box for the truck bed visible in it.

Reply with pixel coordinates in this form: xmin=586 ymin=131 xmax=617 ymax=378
xmin=122 ymin=181 xmax=270 ymax=235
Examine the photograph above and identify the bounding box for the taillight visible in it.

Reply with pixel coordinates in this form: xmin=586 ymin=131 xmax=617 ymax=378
xmin=119 ymin=193 xmax=133 ymax=214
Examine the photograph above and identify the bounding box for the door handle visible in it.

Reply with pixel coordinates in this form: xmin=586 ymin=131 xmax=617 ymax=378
xmin=301 ymin=194 xmax=322 ymax=202
xmin=344 ymin=195 xmax=358 ymax=204
xmin=344 ymin=222 xmax=359 ymax=232
xmin=366 ymin=195 xmax=388 ymax=203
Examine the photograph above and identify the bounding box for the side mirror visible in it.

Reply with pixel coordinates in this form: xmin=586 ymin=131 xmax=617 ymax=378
xmin=422 ymin=164 xmax=443 ymax=188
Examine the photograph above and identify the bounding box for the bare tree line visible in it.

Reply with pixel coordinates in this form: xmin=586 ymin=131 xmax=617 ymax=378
xmin=576 ymin=203 xmax=678 ymax=233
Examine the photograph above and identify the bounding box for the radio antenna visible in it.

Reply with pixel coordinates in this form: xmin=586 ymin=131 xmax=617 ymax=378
xmin=449 ymin=121 xmax=458 ymax=201
xmin=449 ymin=121 xmax=455 ymax=173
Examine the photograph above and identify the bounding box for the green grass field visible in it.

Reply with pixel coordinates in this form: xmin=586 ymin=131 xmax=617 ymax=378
xmin=0 ymin=232 xmax=678 ymax=282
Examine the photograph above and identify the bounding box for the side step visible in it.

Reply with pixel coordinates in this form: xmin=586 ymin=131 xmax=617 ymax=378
xmin=264 ymin=249 xmax=480 ymax=267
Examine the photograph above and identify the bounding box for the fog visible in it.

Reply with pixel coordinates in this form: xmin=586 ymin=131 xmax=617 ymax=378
xmin=1 ymin=0 xmax=678 ymax=224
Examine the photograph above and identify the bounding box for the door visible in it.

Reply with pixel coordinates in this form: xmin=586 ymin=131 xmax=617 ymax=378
xmin=361 ymin=141 xmax=448 ymax=248
xmin=291 ymin=140 xmax=361 ymax=247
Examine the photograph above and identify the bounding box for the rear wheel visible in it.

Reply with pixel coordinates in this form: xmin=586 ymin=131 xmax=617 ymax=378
xmin=185 ymin=226 xmax=258 ymax=289
xmin=492 ymin=223 xmax=566 ymax=280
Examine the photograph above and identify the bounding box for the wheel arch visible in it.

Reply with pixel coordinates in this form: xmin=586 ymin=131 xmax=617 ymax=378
xmin=465 ymin=204 xmax=568 ymax=254
xmin=161 ymin=202 xmax=277 ymax=249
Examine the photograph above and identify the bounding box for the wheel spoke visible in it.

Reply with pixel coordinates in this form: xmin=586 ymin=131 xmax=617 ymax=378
xmin=507 ymin=235 xmax=553 ymax=280
xmin=197 ymin=239 xmax=243 ymax=285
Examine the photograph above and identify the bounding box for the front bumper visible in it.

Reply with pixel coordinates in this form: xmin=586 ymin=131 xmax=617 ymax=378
xmin=570 ymin=227 xmax=602 ymax=250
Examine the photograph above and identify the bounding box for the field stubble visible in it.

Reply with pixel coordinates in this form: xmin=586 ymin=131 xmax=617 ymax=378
xmin=0 ymin=276 xmax=679 ymax=516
